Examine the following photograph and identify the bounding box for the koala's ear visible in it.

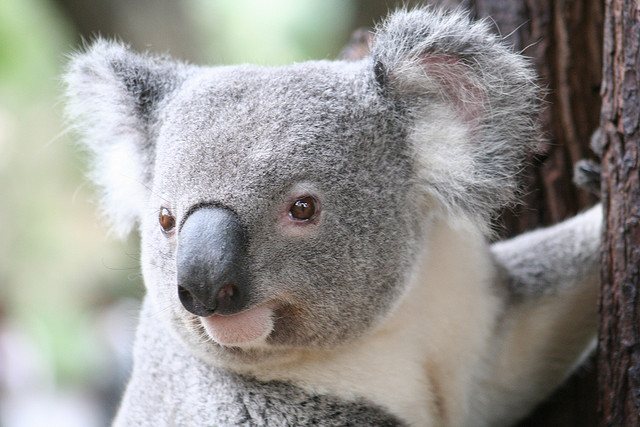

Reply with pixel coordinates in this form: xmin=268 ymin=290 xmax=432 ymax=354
xmin=64 ymin=39 xmax=186 ymax=237
xmin=371 ymin=8 xmax=542 ymax=231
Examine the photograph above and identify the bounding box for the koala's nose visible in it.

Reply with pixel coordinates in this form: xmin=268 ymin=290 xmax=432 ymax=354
xmin=176 ymin=206 xmax=249 ymax=317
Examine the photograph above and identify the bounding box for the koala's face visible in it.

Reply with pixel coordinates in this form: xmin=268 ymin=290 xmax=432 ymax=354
xmin=67 ymin=10 xmax=539 ymax=366
xmin=139 ymin=61 xmax=424 ymax=364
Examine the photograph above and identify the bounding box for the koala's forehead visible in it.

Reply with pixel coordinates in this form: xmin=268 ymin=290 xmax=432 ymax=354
xmin=159 ymin=60 xmax=380 ymax=151
xmin=153 ymin=60 xmax=405 ymax=209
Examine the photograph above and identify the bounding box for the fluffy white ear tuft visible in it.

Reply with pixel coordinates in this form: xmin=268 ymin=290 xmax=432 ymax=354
xmin=371 ymin=8 xmax=543 ymax=232
xmin=64 ymin=39 xmax=186 ymax=237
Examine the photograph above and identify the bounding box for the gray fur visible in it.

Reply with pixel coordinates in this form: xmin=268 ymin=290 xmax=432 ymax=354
xmin=573 ymin=159 xmax=602 ymax=195
xmin=573 ymin=127 xmax=603 ymax=195
xmin=65 ymin=6 xmax=601 ymax=426
xmin=492 ymin=206 xmax=601 ymax=299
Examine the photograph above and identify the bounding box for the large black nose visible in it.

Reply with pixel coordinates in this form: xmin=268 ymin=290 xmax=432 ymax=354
xmin=176 ymin=206 xmax=249 ymax=317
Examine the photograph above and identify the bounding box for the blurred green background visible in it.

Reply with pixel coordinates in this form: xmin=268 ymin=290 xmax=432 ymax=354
xmin=0 ymin=0 xmax=420 ymax=425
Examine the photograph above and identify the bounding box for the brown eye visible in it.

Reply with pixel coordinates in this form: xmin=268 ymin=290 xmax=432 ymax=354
xmin=289 ymin=196 xmax=317 ymax=221
xmin=159 ymin=207 xmax=176 ymax=232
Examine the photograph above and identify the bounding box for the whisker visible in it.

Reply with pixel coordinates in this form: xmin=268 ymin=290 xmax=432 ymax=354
xmin=41 ymin=125 xmax=73 ymax=151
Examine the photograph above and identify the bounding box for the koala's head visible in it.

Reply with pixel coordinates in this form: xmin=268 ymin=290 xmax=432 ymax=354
xmin=65 ymin=8 xmax=540 ymax=367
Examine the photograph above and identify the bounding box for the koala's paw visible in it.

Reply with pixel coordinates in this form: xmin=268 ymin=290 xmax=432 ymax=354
xmin=573 ymin=127 xmax=603 ymax=196
xmin=573 ymin=159 xmax=601 ymax=196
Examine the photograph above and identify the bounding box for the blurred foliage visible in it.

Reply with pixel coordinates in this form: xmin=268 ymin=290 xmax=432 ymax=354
xmin=0 ymin=0 xmax=144 ymax=386
xmin=0 ymin=0 xmax=68 ymax=101
xmin=190 ymin=0 xmax=355 ymax=64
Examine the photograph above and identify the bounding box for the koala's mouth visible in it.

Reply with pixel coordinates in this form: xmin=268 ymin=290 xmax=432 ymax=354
xmin=199 ymin=302 xmax=276 ymax=347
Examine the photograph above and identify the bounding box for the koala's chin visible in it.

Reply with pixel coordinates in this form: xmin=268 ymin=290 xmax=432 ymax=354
xmin=172 ymin=309 xmax=279 ymax=368
xmin=170 ymin=300 xmax=345 ymax=369
xmin=198 ymin=303 xmax=277 ymax=348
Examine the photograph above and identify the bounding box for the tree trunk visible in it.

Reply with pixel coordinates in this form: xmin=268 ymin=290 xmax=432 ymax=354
xmin=598 ymin=0 xmax=640 ymax=424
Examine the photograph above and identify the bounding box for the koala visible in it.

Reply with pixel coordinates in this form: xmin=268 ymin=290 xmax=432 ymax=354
xmin=65 ymin=7 xmax=602 ymax=427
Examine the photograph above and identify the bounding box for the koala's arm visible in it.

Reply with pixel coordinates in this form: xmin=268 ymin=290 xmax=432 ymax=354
xmin=474 ymin=205 xmax=602 ymax=425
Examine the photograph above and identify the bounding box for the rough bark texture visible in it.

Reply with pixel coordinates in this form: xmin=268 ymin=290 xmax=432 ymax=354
xmin=598 ymin=0 xmax=640 ymax=425
xmin=469 ymin=1 xmax=603 ymax=425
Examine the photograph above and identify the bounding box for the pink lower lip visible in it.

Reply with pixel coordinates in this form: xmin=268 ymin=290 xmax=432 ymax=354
xmin=200 ymin=304 xmax=275 ymax=346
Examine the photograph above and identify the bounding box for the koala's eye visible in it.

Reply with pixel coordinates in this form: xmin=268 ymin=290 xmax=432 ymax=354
xmin=159 ymin=207 xmax=176 ymax=232
xmin=289 ymin=196 xmax=317 ymax=221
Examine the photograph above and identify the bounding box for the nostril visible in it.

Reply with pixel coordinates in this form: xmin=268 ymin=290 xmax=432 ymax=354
xmin=178 ymin=285 xmax=192 ymax=305
xmin=216 ymin=283 xmax=237 ymax=307
xmin=178 ymin=285 xmax=216 ymax=317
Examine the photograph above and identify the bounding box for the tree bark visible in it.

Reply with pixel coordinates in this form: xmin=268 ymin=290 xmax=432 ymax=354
xmin=598 ymin=0 xmax=640 ymax=424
